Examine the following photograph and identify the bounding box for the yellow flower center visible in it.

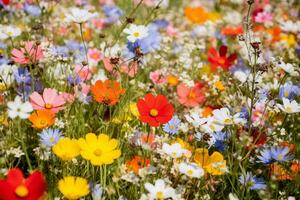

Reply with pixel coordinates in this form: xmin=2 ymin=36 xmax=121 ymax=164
xmin=188 ymin=91 xmax=196 ymax=99
xmin=224 ymin=118 xmax=232 ymax=124
xmin=49 ymin=137 xmax=55 ymax=142
xmin=171 ymin=152 xmax=177 ymax=157
xmin=187 ymin=169 xmax=194 ymax=176
xmin=133 ymin=32 xmax=140 ymax=37
xmin=45 ymin=103 xmax=52 ymax=109
xmin=39 ymin=119 xmax=47 ymax=126
xmin=284 ymin=91 xmax=289 ymax=97
xmin=15 ymin=185 xmax=29 ymax=198
xmin=94 ymin=149 xmax=102 ymax=156
xmin=277 ymin=154 xmax=283 ymax=160
xmin=156 ymin=191 xmax=164 ymax=199
xmin=150 ymin=109 xmax=158 ymax=117
xmin=286 ymin=106 xmax=292 ymax=113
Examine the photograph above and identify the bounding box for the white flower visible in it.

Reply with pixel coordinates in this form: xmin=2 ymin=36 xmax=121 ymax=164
xmin=201 ymin=117 xmax=224 ymax=133
xmin=178 ymin=162 xmax=204 ymax=178
xmin=0 ymin=64 xmax=17 ymax=86
xmin=277 ymin=98 xmax=300 ymax=113
xmin=280 ymin=20 xmax=300 ymax=33
xmin=224 ymin=11 xmax=242 ymax=25
xmin=0 ymin=25 xmax=21 ymax=40
xmin=123 ymin=24 xmax=149 ymax=43
xmin=65 ymin=8 xmax=97 ymax=23
xmin=212 ymin=108 xmax=233 ymax=125
xmin=162 ymin=143 xmax=187 ymax=158
xmin=144 ymin=179 xmax=177 ymax=200
xmin=228 ymin=193 xmax=239 ymax=200
xmin=185 ymin=112 xmax=207 ymax=128
xmin=233 ymin=70 xmax=249 ymax=83
xmin=277 ymin=62 xmax=299 ymax=76
xmin=7 ymin=96 xmax=33 ymax=119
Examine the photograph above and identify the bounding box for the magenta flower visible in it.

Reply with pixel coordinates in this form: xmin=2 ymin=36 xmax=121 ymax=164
xmin=30 ymin=88 xmax=66 ymax=113
xmin=11 ymin=41 xmax=44 ymax=64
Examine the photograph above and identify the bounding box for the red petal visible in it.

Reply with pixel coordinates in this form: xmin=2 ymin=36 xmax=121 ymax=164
xmin=140 ymin=115 xmax=159 ymax=127
xmin=144 ymin=93 xmax=156 ymax=108
xmin=0 ymin=180 xmax=16 ymax=200
xmin=25 ymin=171 xmax=47 ymax=200
xmin=154 ymin=95 xmax=168 ymax=110
xmin=137 ymin=99 xmax=150 ymax=116
xmin=6 ymin=168 xmax=24 ymax=189
xmin=219 ymin=45 xmax=228 ymax=57
xmin=227 ymin=53 xmax=237 ymax=63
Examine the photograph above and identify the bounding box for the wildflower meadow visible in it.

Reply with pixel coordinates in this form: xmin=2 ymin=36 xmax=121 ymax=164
xmin=0 ymin=0 xmax=300 ymax=199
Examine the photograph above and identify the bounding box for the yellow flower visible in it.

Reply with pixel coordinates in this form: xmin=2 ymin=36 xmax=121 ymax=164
xmin=280 ymin=34 xmax=296 ymax=47
xmin=112 ymin=103 xmax=138 ymax=123
xmin=58 ymin=176 xmax=90 ymax=200
xmin=78 ymin=133 xmax=121 ymax=166
xmin=194 ymin=148 xmax=227 ymax=175
xmin=214 ymin=80 xmax=225 ymax=91
xmin=173 ymin=138 xmax=193 ymax=152
xmin=52 ymin=138 xmax=80 ymax=161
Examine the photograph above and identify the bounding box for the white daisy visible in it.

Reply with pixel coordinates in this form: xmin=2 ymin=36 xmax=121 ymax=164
xmin=144 ymin=179 xmax=177 ymax=200
xmin=123 ymin=24 xmax=149 ymax=43
xmin=7 ymin=96 xmax=33 ymax=119
xmin=277 ymin=98 xmax=300 ymax=114
xmin=178 ymin=162 xmax=204 ymax=178
xmin=65 ymin=8 xmax=97 ymax=23
xmin=162 ymin=143 xmax=187 ymax=159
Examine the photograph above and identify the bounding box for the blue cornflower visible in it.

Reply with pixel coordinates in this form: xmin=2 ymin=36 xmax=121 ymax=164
xmin=24 ymin=3 xmax=41 ymax=16
xmin=212 ymin=132 xmax=229 ymax=152
xmin=239 ymin=172 xmax=267 ymax=190
xmin=152 ymin=19 xmax=169 ymax=29
xmin=39 ymin=129 xmax=62 ymax=148
xmin=103 ymin=5 xmax=123 ymax=24
xmin=163 ymin=115 xmax=181 ymax=135
xmin=279 ymin=82 xmax=300 ymax=100
xmin=14 ymin=68 xmax=32 ymax=84
xmin=67 ymin=75 xmax=82 ymax=86
xmin=90 ymin=183 xmax=105 ymax=200
xmin=257 ymin=148 xmax=273 ymax=164
xmin=50 ymin=46 xmax=70 ymax=58
xmin=271 ymin=146 xmax=293 ymax=162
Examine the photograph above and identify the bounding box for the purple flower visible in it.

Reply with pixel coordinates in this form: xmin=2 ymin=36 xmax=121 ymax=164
xmin=239 ymin=172 xmax=266 ymax=190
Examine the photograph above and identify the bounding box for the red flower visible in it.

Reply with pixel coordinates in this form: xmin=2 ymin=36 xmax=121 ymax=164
xmin=137 ymin=93 xmax=174 ymax=127
xmin=0 ymin=168 xmax=46 ymax=200
xmin=1 ymin=0 xmax=10 ymax=5
xmin=208 ymin=45 xmax=237 ymax=71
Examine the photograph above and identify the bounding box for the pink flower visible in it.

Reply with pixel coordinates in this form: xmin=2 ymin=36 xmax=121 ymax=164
xmin=30 ymin=88 xmax=66 ymax=113
xmin=88 ymin=48 xmax=103 ymax=63
xmin=11 ymin=41 xmax=44 ymax=64
xmin=149 ymin=70 xmax=166 ymax=85
xmin=251 ymin=103 xmax=265 ymax=126
xmin=121 ymin=62 xmax=138 ymax=77
xmin=166 ymin=25 xmax=178 ymax=37
xmin=92 ymin=18 xmax=105 ymax=29
xmin=254 ymin=11 xmax=272 ymax=23
xmin=61 ymin=92 xmax=75 ymax=103
xmin=75 ymin=64 xmax=92 ymax=81
xmin=177 ymin=82 xmax=206 ymax=107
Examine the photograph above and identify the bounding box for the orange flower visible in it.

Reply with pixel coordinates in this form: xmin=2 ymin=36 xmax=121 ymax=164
xmin=202 ymin=106 xmax=213 ymax=117
xmin=126 ymin=156 xmax=150 ymax=174
xmin=28 ymin=110 xmax=55 ymax=129
xmin=91 ymin=80 xmax=125 ymax=106
xmin=184 ymin=6 xmax=208 ymax=24
xmin=221 ymin=25 xmax=243 ymax=36
xmin=270 ymin=164 xmax=292 ymax=181
xmin=290 ymin=161 xmax=300 ymax=172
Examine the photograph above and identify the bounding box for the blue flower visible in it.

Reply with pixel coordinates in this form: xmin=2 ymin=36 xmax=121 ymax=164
xmin=67 ymin=75 xmax=82 ymax=86
xmin=14 ymin=68 xmax=31 ymax=84
xmin=239 ymin=172 xmax=267 ymax=190
xmin=257 ymin=148 xmax=273 ymax=164
xmin=163 ymin=115 xmax=181 ymax=135
xmin=39 ymin=129 xmax=62 ymax=148
xmin=103 ymin=5 xmax=123 ymax=24
xmin=24 ymin=4 xmax=41 ymax=16
xmin=50 ymin=46 xmax=70 ymax=58
xmin=90 ymin=183 xmax=104 ymax=200
xmin=212 ymin=132 xmax=229 ymax=152
xmin=271 ymin=146 xmax=293 ymax=162
xmin=279 ymin=82 xmax=300 ymax=100
xmin=152 ymin=19 xmax=169 ymax=29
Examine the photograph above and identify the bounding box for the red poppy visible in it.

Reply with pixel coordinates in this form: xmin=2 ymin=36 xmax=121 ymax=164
xmin=1 ymin=0 xmax=10 ymax=5
xmin=0 ymin=168 xmax=46 ymax=200
xmin=208 ymin=45 xmax=237 ymax=71
xmin=137 ymin=93 xmax=174 ymax=127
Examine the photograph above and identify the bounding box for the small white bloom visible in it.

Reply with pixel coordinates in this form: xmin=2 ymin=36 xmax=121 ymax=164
xmin=228 ymin=193 xmax=239 ymax=200
xmin=201 ymin=117 xmax=224 ymax=133
xmin=178 ymin=162 xmax=204 ymax=178
xmin=212 ymin=108 xmax=233 ymax=125
xmin=0 ymin=25 xmax=21 ymax=40
xmin=7 ymin=96 xmax=33 ymax=119
xmin=277 ymin=62 xmax=299 ymax=76
xmin=65 ymin=8 xmax=97 ymax=23
xmin=123 ymin=24 xmax=149 ymax=43
xmin=162 ymin=143 xmax=187 ymax=159
xmin=233 ymin=70 xmax=249 ymax=83
xmin=144 ymin=179 xmax=177 ymax=200
xmin=277 ymin=98 xmax=300 ymax=113
xmin=185 ymin=112 xmax=207 ymax=128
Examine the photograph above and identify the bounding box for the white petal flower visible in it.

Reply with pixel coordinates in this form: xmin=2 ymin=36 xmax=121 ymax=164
xmin=123 ymin=24 xmax=149 ymax=43
xmin=7 ymin=96 xmax=33 ymax=119
xmin=144 ymin=179 xmax=177 ymax=200
xmin=178 ymin=162 xmax=204 ymax=178
xmin=65 ymin=8 xmax=97 ymax=23
xmin=277 ymin=98 xmax=300 ymax=113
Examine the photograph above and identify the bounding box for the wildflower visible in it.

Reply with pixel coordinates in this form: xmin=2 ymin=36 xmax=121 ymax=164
xmin=11 ymin=41 xmax=44 ymax=64
xmin=78 ymin=133 xmax=121 ymax=166
xmin=185 ymin=112 xmax=207 ymax=128
xmin=221 ymin=25 xmax=243 ymax=36
xmin=58 ymin=176 xmax=90 ymax=199
xmin=39 ymin=128 xmax=62 ymax=148
xmin=102 ymin=5 xmax=124 ymax=24
xmin=201 ymin=117 xmax=224 ymax=133
xmin=178 ymin=162 xmax=204 ymax=178
xmin=149 ymin=70 xmax=166 ymax=85
xmin=277 ymin=98 xmax=300 ymax=113
xmin=279 ymin=82 xmax=300 ymax=100
xmin=75 ymin=64 xmax=92 ymax=81
xmin=162 ymin=143 xmax=187 ymax=159
xmin=137 ymin=93 xmax=174 ymax=127
xmin=126 ymin=155 xmax=150 ymax=175
xmin=144 ymin=179 xmax=177 ymax=200
xmin=0 ymin=25 xmax=21 ymax=40
xmin=91 ymin=184 xmax=105 ymax=200
xmin=7 ymin=96 xmax=33 ymax=119
xmin=88 ymin=48 xmax=103 ymax=63
xmin=257 ymin=148 xmax=273 ymax=164
xmin=65 ymin=7 xmax=97 ymax=23
xmin=208 ymin=45 xmax=237 ymax=71
xmin=271 ymin=146 xmax=293 ymax=162
xmin=91 ymin=80 xmax=125 ymax=106
xmin=194 ymin=148 xmax=227 ymax=175
xmin=14 ymin=68 xmax=31 ymax=84
xmin=277 ymin=62 xmax=299 ymax=76
xmin=184 ymin=6 xmax=208 ymax=24
xmin=123 ymin=24 xmax=149 ymax=43
xmin=0 ymin=168 xmax=46 ymax=200
xmin=177 ymin=82 xmax=206 ymax=107
xmin=163 ymin=115 xmax=181 ymax=135
xmin=212 ymin=108 xmax=233 ymax=125
xmin=28 ymin=110 xmax=55 ymax=129
xmin=166 ymin=75 xmax=179 ymax=86
xmin=239 ymin=172 xmax=266 ymax=190
xmin=270 ymin=164 xmax=292 ymax=181
xmin=52 ymin=137 xmax=80 ymax=160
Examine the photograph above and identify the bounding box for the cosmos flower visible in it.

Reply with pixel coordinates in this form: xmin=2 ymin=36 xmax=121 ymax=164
xmin=65 ymin=7 xmax=97 ymax=23
xmin=277 ymin=98 xmax=300 ymax=113
xmin=178 ymin=162 xmax=204 ymax=178
xmin=39 ymin=128 xmax=62 ymax=148
xmin=58 ymin=176 xmax=90 ymax=199
xmin=7 ymin=96 xmax=33 ymax=119
xmin=177 ymin=82 xmax=206 ymax=107
xmin=239 ymin=172 xmax=266 ymax=190
xmin=28 ymin=110 xmax=55 ymax=129
xmin=11 ymin=41 xmax=44 ymax=64
xmin=0 ymin=168 xmax=46 ymax=200
xmin=52 ymin=137 xmax=80 ymax=161
xmin=163 ymin=115 xmax=181 ymax=135
xmin=208 ymin=45 xmax=237 ymax=71
xmin=123 ymin=24 xmax=149 ymax=43
xmin=126 ymin=155 xmax=150 ymax=175
xmin=144 ymin=179 xmax=177 ymax=200
xmin=137 ymin=93 xmax=174 ymax=127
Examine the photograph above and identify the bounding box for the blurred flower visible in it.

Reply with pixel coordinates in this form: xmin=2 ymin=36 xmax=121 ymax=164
xmin=149 ymin=70 xmax=166 ymax=85
xmin=162 ymin=143 xmax=187 ymax=159
xmin=91 ymin=184 xmax=105 ymax=200
xmin=75 ymin=64 xmax=92 ymax=81
xmin=14 ymin=68 xmax=31 ymax=84
xmin=39 ymin=128 xmax=62 ymax=148
xmin=11 ymin=41 xmax=44 ymax=64
xmin=24 ymin=3 xmax=41 ymax=16
xmin=279 ymin=82 xmax=300 ymax=100
xmin=0 ymin=168 xmax=46 ymax=200
xmin=208 ymin=45 xmax=237 ymax=71
xmin=254 ymin=11 xmax=272 ymax=23
xmin=7 ymin=96 xmax=33 ymax=119
xmin=277 ymin=62 xmax=299 ymax=76
xmin=91 ymin=80 xmax=125 ymax=105
xmin=239 ymin=172 xmax=266 ymax=190
xmin=52 ymin=137 xmax=80 ymax=161
xmin=123 ymin=24 xmax=149 ymax=43
xmin=144 ymin=179 xmax=177 ymax=200
xmin=0 ymin=25 xmax=21 ymax=40
xmin=65 ymin=8 xmax=97 ymax=23
xmin=178 ymin=162 xmax=204 ymax=178
xmin=30 ymin=88 xmax=66 ymax=113
xmin=78 ymin=133 xmax=121 ymax=166
xmin=185 ymin=6 xmax=208 ymax=24
xmin=137 ymin=93 xmax=174 ymax=127
xmin=103 ymin=5 xmax=123 ymax=24
xmin=277 ymin=98 xmax=300 ymax=113
xmin=88 ymin=48 xmax=103 ymax=63
xmin=163 ymin=115 xmax=181 ymax=135
xmin=126 ymin=155 xmax=150 ymax=175
xmin=58 ymin=176 xmax=89 ymax=199
xmin=177 ymin=82 xmax=206 ymax=107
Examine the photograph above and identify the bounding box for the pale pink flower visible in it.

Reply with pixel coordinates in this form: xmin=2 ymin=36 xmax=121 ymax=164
xmin=11 ymin=41 xmax=44 ymax=64
xmin=29 ymin=88 xmax=66 ymax=113
xmin=251 ymin=103 xmax=265 ymax=126
xmin=177 ymin=83 xmax=206 ymax=107
xmin=121 ymin=62 xmax=138 ymax=77
xmin=75 ymin=64 xmax=92 ymax=81
xmin=92 ymin=18 xmax=105 ymax=29
xmin=166 ymin=25 xmax=178 ymax=37
xmin=88 ymin=48 xmax=103 ymax=63
xmin=149 ymin=70 xmax=166 ymax=85
xmin=61 ymin=92 xmax=75 ymax=103
xmin=254 ymin=11 xmax=272 ymax=23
